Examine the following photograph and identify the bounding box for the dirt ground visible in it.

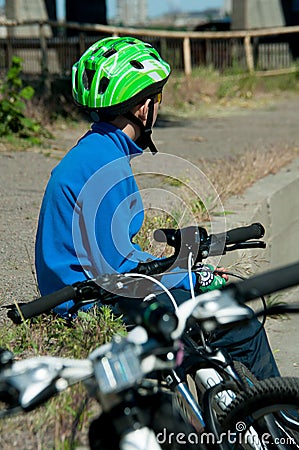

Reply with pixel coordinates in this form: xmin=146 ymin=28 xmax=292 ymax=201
xmin=155 ymin=93 xmax=299 ymax=161
xmin=0 ymin=93 xmax=299 ymax=365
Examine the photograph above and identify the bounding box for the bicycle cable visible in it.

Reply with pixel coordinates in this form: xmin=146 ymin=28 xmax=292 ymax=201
xmin=209 ymin=270 xmax=267 ymax=349
xmin=123 ymin=266 xmax=267 ymax=348
xmin=125 ymin=272 xmax=179 ymax=312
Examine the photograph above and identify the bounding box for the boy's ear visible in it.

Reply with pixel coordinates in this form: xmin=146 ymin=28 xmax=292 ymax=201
xmin=136 ymin=99 xmax=150 ymax=121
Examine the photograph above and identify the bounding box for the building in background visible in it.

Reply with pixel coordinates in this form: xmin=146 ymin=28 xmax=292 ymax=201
xmin=5 ymin=0 xmax=51 ymax=37
xmin=65 ymin=0 xmax=107 ymax=35
xmin=45 ymin=0 xmax=56 ymax=21
xmin=282 ymin=0 xmax=299 ymax=26
xmin=231 ymin=0 xmax=299 ymax=29
xmin=116 ymin=0 xmax=147 ymax=26
xmin=231 ymin=0 xmax=285 ymax=29
xmin=222 ymin=0 xmax=232 ymax=15
xmin=2 ymin=0 xmax=107 ymax=36
xmin=231 ymin=0 xmax=299 ymax=59
xmin=65 ymin=0 xmax=107 ymax=25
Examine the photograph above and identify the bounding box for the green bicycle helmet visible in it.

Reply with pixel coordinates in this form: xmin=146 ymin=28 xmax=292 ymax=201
xmin=72 ymin=36 xmax=171 ymax=116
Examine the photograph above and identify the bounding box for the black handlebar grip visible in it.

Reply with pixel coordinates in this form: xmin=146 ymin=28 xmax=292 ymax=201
xmin=7 ymin=285 xmax=76 ymax=324
xmin=228 ymin=261 xmax=299 ymax=303
xmin=155 ymin=224 xmax=265 ymax=247
xmin=225 ymin=223 xmax=265 ymax=244
xmin=134 ymin=255 xmax=177 ymax=275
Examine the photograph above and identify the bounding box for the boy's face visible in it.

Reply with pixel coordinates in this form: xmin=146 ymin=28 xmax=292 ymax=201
xmin=152 ymin=96 xmax=161 ymax=126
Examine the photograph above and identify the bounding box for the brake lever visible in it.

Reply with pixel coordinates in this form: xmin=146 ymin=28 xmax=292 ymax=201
xmin=255 ymin=302 xmax=299 ymax=318
xmin=68 ymin=274 xmax=133 ymax=316
xmin=226 ymin=241 xmax=266 ymax=252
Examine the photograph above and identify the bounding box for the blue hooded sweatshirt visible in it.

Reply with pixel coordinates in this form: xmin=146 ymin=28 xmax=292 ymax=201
xmin=35 ymin=122 xmax=194 ymax=317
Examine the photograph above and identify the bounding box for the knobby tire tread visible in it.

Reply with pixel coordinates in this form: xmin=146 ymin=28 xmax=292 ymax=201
xmin=218 ymin=376 xmax=299 ymax=449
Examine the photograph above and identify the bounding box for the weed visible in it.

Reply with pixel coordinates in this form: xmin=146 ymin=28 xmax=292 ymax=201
xmin=0 ymin=56 xmax=52 ymax=146
xmin=163 ymin=175 xmax=184 ymax=187
xmin=265 ymin=293 xmax=288 ymax=320
xmin=163 ymin=66 xmax=299 ymax=117
xmin=134 ymin=144 xmax=299 ymax=257
xmin=134 ymin=209 xmax=178 ymax=255
xmin=0 ymin=305 xmax=126 ymax=449
xmin=188 ymin=199 xmax=208 ymax=222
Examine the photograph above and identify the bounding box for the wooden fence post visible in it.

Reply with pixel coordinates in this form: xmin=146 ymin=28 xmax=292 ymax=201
xmin=244 ymin=34 xmax=254 ymax=73
xmin=39 ymin=22 xmax=50 ymax=93
xmin=79 ymin=32 xmax=85 ymax=56
xmin=183 ymin=36 xmax=192 ymax=76
xmin=6 ymin=35 xmax=13 ymax=69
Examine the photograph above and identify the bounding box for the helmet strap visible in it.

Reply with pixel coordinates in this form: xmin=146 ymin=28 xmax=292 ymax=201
xmin=124 ymin=98 xmax=158 ymax=154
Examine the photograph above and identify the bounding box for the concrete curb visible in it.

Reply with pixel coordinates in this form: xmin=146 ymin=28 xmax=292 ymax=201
xmin=216 ymin=157 xmax=299 ymax=376
xmin=219 ymin=156 xmax=299 ymax=272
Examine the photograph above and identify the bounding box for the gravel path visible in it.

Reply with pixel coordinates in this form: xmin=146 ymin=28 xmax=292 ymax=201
xmin=0 ymin=150 xmax=55 ymax=311
xmin=154 ymin=93 xmax=299 ymax=161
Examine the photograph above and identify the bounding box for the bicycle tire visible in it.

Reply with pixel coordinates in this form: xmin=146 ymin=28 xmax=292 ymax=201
xmin=218 ymin=377 xmax=299 ymax=450
xmin=192 ymin=360 xmax=257 ymax=415
xmin=169 ymin=359 xmax=258 ymax=449
xmin=232 ymin=360 xmax=258 ymax=391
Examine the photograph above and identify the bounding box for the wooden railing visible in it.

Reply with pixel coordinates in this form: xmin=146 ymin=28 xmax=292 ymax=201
xmin=0 ymin=19 xmax=298 ymax=77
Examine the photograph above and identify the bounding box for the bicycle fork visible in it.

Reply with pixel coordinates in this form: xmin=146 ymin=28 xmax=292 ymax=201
xmin=165 ymin=368 xmax=206 ymax=432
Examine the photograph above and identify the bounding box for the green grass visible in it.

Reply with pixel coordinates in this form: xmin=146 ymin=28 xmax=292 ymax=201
xmin=163 ymin=65 xmax=299 ymax=119
xmin=0 ymin=306 xmax=126 ymax=449
xmin=1 ymin=305 xmax=126 ymax=358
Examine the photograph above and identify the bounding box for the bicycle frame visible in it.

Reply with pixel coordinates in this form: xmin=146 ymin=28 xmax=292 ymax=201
xmin=3 ymin=226 xmax=299 ymax=449
xmin=160 ymin=336 xmax=248 ymax=438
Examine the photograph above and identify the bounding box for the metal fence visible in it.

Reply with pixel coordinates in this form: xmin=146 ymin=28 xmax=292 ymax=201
xmin=0 ymin=20 xmax=298 ymax=80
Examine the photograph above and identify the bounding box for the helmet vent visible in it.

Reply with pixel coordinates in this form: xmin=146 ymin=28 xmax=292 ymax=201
xmin=149 ymin=52 xmax=159 ymax=61
xmin=83 ymin=68 xmax=95 ymax=89
xmin=102 ymin=48 xmax=117 ymax=58
xmin=99 ymin=76 xmax=110 ymax=94
xmin=130 ymin=60 xmax=144 ymax=70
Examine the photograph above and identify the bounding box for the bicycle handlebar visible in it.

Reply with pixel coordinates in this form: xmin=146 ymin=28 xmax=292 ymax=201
xmin=219 ymin=222 xmax=265 ymax=244
xmin=154 ymin=222 xmax=265 ymax=248
xmin=6 ymin=223 xmax=266 ymax=324
xmin=0 ymin=329 xmax=177 ymax=413
xmin=116 ymin=261 xmax=299 ymax=340
xmin=171 ymin=260 xmax=299 ymax=339
xmin=7 ymin=276 xmax=124 ymax=324
xmin=7 ymin=285 xmax=77 ymax=324
xmin=227 ymin=260 xmax=299 ymax=302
